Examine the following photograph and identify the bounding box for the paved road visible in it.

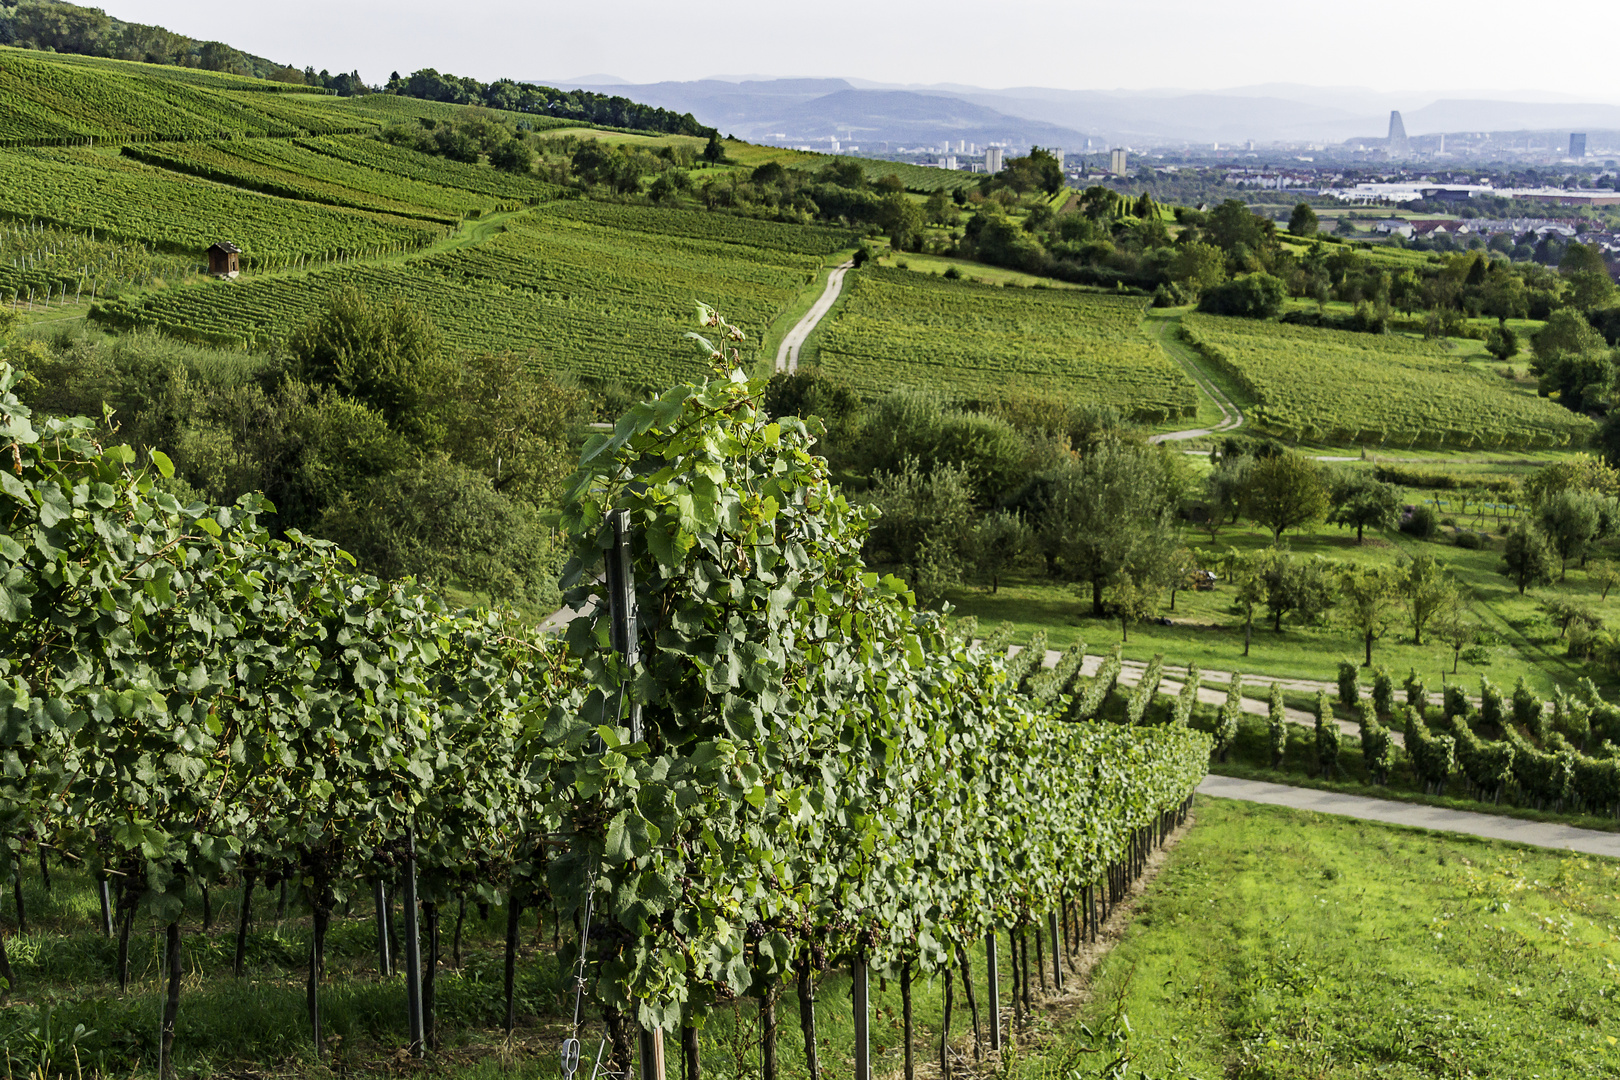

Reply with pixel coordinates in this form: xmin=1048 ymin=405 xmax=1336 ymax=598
xmin=776 ymin=262 xmax=854 ymax=374
xmin=1199 ymin=774 xmax=1620 ymax=857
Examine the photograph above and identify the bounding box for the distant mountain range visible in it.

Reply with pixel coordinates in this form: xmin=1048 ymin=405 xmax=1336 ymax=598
xmin=539 ymin=76 xmax=1620 ymax=149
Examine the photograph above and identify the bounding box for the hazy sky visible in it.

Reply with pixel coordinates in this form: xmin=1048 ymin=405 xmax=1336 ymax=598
xmin=107 ymin=0 xmax=1620 ymax=101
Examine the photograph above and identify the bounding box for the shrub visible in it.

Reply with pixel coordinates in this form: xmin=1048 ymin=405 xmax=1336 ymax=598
xmin=1401 ymin=505 xmax=1440 ymax=539
xmin=1314 ymin=690 xmax=1340 ymax=779
xmin=1454 ymin=530 xmax=1483 ymax=549
xmin=1268 ymin=681 xmax=1287 ymax=768
xmin=1336 ymin=659 xmax=1360 ymax=709
xmin=1372 ymin=666 xmax=1395 ymax=717
xmin=1196 ymin=272 xmax=1287 ymax=319
xmin=1404 ymin=668 xmax=1428 ymax=712
xmin=1512 ymin=675 xmax=1545 ymax=738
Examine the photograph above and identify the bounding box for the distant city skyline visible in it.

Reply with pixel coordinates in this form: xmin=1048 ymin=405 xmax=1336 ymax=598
xmin=105 ymin=0 xmax=1620 ymax=103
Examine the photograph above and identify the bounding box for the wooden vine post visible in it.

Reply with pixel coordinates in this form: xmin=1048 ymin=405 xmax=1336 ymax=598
xmin=606 ymin=509 xmax=667 ymax=1080
xmin=402 ymin=828 xmax=425 ymax=1056
xmin=851 ymin=956 xmax=872 ymax=1080
xmin=1047 ymin=911 xmax=1063 ymax=991
xmin=373 ymin=879 xmax=393 ymax=977
xmin=985 ymin=931 xmax=1002 ymax=1050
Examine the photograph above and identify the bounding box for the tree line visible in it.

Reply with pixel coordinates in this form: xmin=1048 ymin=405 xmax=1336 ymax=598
xmin=385 ymin=69 xmax=715 ymax=138
xmin=0 ymin=0 xmax=305 ymax=82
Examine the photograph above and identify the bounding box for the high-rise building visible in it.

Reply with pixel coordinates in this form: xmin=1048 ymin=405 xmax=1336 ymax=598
xmin=1387 ymin=110 xmax=1409 ymax=156
xmin=1571 ymin=133 xmax=1588 ymax=158
xmin=985 ymin=147 xmax=1004 ymax=173
xmin=1109 ymin=148 xmax=1128 ymax=176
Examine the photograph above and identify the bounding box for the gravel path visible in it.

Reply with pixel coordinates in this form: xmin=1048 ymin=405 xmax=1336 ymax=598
xmin=775 ymin=261 xmax=853 ymax=374
xmin=1199 ymin=774 xmax=1620 ymax=856
xmin=1143 ymin=315 xmax=1245 ymax=444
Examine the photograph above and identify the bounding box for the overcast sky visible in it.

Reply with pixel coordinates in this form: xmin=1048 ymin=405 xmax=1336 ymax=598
xmin=106 ymin=0 xmax=1620 ymax=102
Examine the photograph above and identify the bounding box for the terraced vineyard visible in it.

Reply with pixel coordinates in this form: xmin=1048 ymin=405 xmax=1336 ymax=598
xmin=95 ymin=202 xmax=854 ymax=377
xmin=0 ymin=147 xmax=443 ymax=260
xmin=0 ymin=47 xmax=325 ymax=92
xmin=0 ymin=50 xmax=379 ymax=145
xmin=296 ymin=135 xmax=565 ymax=202
xmin=1 ymin=222 xmax=196 ymax=304
xmin=1181 ymin=313 xmax=1596 ymax=449
xmin=121 ymin=139 xmax=558 ymax=223
xmin=342 ymin=93 xmax=577 ymax=130
xmin=817 ymin=267 xmax=1198 ymax=418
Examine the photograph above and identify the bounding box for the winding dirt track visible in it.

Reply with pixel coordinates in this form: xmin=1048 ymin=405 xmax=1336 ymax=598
xmin=775 ymin=261 xmax=854 ymax=374
xmin=1143 ymin=313 xmax=1245 ymax=444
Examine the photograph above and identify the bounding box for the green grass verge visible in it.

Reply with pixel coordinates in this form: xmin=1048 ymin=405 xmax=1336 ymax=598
xmin=1065 ymin=796 xmax=1620 ymax=1079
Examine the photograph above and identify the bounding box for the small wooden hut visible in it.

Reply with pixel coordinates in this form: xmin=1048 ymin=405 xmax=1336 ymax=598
xmin=207 ymin=241 xmax=241 ymax=279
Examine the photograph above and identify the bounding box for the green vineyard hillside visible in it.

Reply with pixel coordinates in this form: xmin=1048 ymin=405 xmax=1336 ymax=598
xmin=0 ymin=147 xmax=444 ymax=260
xmin=0 ymin=49 xmax=377 ymax=145
xmin=817 ymin=266 xmax=1198 ymax=418
xmin=96 ymin=204 xmax=853 ymax=374
xmin=1181 ymin=312 xmax=1596 ymax=450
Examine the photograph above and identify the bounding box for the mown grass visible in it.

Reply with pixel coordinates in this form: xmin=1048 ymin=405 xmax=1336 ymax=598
xmin=1065 ymin=797 xmax=1620 ymax=1079
xmin=941 ymin=500 xmax=1620 ymax=697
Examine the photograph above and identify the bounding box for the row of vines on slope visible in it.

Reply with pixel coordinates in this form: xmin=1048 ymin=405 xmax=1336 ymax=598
xmin=0 ymin=308 xmax=1206 ymax=1074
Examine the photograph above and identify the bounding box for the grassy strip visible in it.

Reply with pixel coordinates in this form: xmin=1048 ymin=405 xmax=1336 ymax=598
xmin=0 ymin=864 xmax=1001 ymax=1080
xmin=1063 ymin=797 xmax=1620 ymax=1079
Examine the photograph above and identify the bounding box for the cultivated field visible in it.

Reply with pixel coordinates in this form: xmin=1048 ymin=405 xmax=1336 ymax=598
xmin=95 ymin=202 xmax=853 ymax=379
xmin=0 ymin=147 xmax=443 ymax=260
xmin=1181 ymin=312 xmax=1596 ymax=450
xmin=816 ymin=267 xmax=1198 ymax=417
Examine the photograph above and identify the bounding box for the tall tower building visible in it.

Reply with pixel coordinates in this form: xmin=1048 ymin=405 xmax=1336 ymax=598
xmin=1109 ymin=147 xmax=1128 ymax=176
xmin=1387 ymin=111 xmax=1409 ymax=156
xmin=1571 ymin=133 xmax=1588 ymax=158
xmin=985 ymin=147 xmax=1004 ymax=173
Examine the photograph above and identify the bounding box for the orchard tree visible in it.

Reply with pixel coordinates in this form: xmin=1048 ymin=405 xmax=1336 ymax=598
xmin=1588 ymin=558 xmax=1620 ymax=600
xmin=972 ymin=509 xmax=1032 ymax=594
xmin=1397 ymin=553 xmax=1456 ymax=646
xmin=1164 ymin=545 xmax=1200 ymax=612
xmin=1484 ymin=325 xmax=1519 ymax=362
xmin=1042 ymin=437 xmax=1182 ymax=616
xmin=1223 ymin=547 xmax=1271 ymax=656
xmin=1109 ymin=571 xmax=1162 ymax=643
xmin=1244 ymin=452 xmax=1330 ymax=543
xmin=878 ymin=194 xmax=926 ymax=251
xmin=1339 ymin=564 xmax=1400 ymax=667
xmin=1434 ymin=601 xmax=1486 ymax=675
xmin=864 ymin=460 xmax=977 ymax=603
xmin=1259 ymin=551 xmax=1338 ymax=632
xmin=1498 ymin=522 xmax=1556 ymax=594
xmin=1537 ymin=488 xmax=1601 ymax=579
xmin=1326 ymin=472 xmax=1400 ymax=543
xmin=1560 ymin=242 xmax=1618 ymax=310
xmin=1170 ymin=241 xmax=1227 ymax=295
xmin=1287 ymin=203 xmax=1319 ymax=236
